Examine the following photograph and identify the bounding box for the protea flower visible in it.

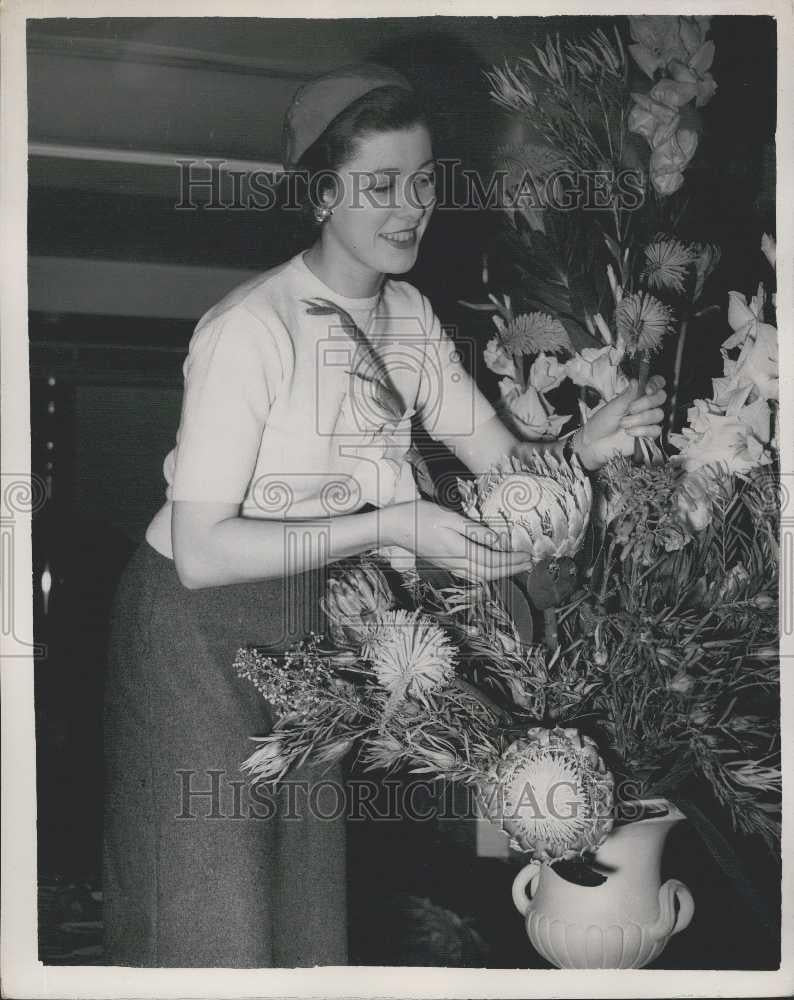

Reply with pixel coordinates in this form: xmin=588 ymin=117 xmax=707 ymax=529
xmin=458 ymin=451 xmax=592 ymax=564
xmin=480 ymin=726 xmax=615 ymax=862
xmin=322 ymin=561 xmax=396 ymax=647
xmin=361 ymin=609 xmax=457 ymax=708
xmin=459 ymin=452 xmax=592 ymax=648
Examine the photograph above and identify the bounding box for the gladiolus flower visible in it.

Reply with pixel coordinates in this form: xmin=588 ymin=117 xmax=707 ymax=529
xmin=484 ymin=336 xmax=520 ymax=379
xmin=565 ymin=343 xmax=629 ymax=400
xmin=669 ymin=399 xmax=772 ymax=475
xmin=529 ymin=352 xmax=569 ymax=392
xmin=722 ymin=288 xmax=778 ymax=402
xmin=499 ymin=384 xmax=572 ymax=440
xmin=649 ymin=129 xmax=698 ymax=196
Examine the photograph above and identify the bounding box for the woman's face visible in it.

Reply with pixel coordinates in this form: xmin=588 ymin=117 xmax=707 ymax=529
xmin=319 ymin=123 xmax=436 ymax=281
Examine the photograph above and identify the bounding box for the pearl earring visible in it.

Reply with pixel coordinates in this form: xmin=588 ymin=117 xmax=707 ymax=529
xmin=314 ymin=205 xmax=333 ymax=223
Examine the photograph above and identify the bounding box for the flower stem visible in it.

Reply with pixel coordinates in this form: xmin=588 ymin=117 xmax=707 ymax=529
xmin=543 ymin=608 xmax=559 ymax=653
xmin=668 ymin=313 xmax=690 ymax=438
xmin=451 ymin=676 xmax=511 ymax=723
xmin=633 ymin=352 xmax=650 ymax=464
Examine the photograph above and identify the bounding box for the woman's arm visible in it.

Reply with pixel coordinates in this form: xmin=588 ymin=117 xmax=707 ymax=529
xmin=448 ymin=412 xmax=565 ymax=476
xmin=439 ymin=379 xmax=668 ymax=476
xmin=172 ymin=499 xmax=535 ymax=590
xmin=418 ymin=296 xmax=666 ymax=476
xmin=172 ymin=501 xmax=386 ymax=589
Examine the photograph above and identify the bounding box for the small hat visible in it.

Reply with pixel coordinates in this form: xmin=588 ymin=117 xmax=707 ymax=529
xmin=281 ymin=63 xmax=413 ymax=170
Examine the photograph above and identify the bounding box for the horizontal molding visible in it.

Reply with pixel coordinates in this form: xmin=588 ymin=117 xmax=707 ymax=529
xmin=29 ymin=257 xmax=259 ymax=321
xmin=26 ymin=32 xmax=316 ymax=81
xmin=29 ymin=141 xmax=283 ymax=175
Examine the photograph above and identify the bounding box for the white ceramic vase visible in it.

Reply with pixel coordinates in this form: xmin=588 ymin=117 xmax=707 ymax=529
xmin=511 ymin=798 xmax=695 ymax=968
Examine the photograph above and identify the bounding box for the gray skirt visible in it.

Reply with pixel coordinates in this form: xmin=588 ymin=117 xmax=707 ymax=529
xmin=102 ymin=541 xmax=347 ymax=967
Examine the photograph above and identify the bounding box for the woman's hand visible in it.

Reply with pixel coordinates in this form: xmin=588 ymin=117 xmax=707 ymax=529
xmin=573 ymin=375 xmax=667 ymax=470
xmin=381 ymin=499 xmax=536 ymax=582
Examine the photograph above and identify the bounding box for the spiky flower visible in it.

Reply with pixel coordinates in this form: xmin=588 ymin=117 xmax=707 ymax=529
xmin=487 ymin=61 xmax=538 ymax=113
xmin=479 ymin=726 xmax=615 ymax=862
xmin=642 ymin=238 xmax=695 ymax=294
xmin=497 ymin=312 xmax=571 ymax=357
xmin=362 ymin=609 xmax=457 ymax=704
xmin=615 ymin=292 xmax=675 ymax=356
xmin=458 ymin=451 xmax=592 ymax=562
xmin=565 ymin=27 xmax=626 ymax=80
xmin=240 ymin=734 xmax=290 ymax=784
xmin=322 ymin=561 xmax=396 ymax=648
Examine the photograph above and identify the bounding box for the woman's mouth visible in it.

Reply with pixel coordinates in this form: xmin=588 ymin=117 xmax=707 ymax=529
xmin=380 ymin=228 xmax=418 ymax=250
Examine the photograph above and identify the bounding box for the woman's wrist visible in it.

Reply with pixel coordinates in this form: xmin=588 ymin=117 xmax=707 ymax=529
xmin=377 ymin=501 xmax=418 ymax=552
xmin=567 ymin=428 xmax=598 ymax=472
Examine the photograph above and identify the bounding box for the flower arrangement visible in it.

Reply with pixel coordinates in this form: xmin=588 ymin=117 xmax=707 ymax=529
xmin=235 ymin=456 xmax=619 ymax=866
xmin=232 ymin=16 xmax=778 ymax=912
xmin=463 ymin=17 xmax=780 ymax=877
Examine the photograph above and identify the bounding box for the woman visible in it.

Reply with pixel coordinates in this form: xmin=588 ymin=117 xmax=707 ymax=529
xmin=102 ymin=63 xmax=666 ymax=969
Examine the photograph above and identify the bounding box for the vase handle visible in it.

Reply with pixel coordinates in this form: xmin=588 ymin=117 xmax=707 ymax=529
xmin=512 ymin=861 xmax=542 ymax=917
xmin=668 ymin=879 xmax=695 ymax=936
xmin=653 ymin=878 xmax=695 ymax=941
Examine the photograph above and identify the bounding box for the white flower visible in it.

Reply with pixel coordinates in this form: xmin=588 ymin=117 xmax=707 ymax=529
xmin=484 ymin=336 xmax=520 ymax=380
xmin=565 ymin=344 xmax=629 ymax=400
xmin=648 ymin=129 xmax=698 ymax=196
xmin=669 ymin=398 xmax=772 ymax=475
xmin=529 ymin=352 xmax=568 ymax=392
xmin=500 ymin=384 xmax=571 ymax=440
xmin=725 ymin=285 xmax=764 ymax=349
xmin=362 ymin=609 xmax=457 ymax=703
xmin=734 ymin=396 xmax=773 ymax=445
xmin=721 ymin=290 xmax=778 ymax=402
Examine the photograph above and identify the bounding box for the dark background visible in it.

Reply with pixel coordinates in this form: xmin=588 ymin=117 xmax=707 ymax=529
xmin=29 ymin=15 xmax=779 ymax=967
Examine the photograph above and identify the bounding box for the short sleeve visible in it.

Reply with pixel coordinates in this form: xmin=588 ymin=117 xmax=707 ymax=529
xmin=170 ymin=304 xmax=283 ymax=503
xmin=416 ymin=295 xmax=496 ymax=442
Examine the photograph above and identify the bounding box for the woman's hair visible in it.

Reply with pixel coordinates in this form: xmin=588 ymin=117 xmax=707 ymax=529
xmin=286 ymin=84 xmax=429 ymax=239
